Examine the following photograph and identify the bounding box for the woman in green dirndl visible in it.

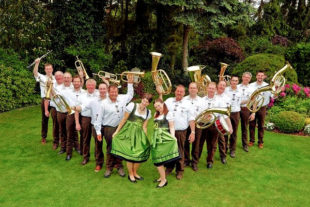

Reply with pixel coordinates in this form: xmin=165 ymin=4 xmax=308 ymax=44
xmin=152 ymin=98 xmax=180 ymax=188
xmin=111 ymin=93 xmax=153 ymax=183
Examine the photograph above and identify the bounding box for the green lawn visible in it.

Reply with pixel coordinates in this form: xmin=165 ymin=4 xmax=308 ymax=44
xmin=0 ymin=105 xmax=309 ymax=207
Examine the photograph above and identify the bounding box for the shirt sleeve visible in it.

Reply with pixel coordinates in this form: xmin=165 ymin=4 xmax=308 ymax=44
xmin=35 ymin=73 xmax=46 ymax=83
xmin=166 ymin=111 xmax=174 ymax=121
xmin=125 ymin=102 xmax=135 ymax=113
xmin=124 ymin=83 xmax=134 ymax=104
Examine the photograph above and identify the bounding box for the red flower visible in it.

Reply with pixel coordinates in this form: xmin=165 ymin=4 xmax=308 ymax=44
xmin=280 ymin=92 xmax=286 ymax=97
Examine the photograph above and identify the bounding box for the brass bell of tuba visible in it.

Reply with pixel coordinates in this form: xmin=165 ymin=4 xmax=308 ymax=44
xmin=93 ymin=71 xmax=121 ymax=86
xmin=75 ymin=56 xmax=90 ymax=80
xmin=218 ymin=62 xmax=231 ymax=86
xmin=150 ymin=52 xmax=172 ymax=95
xmin=186 ymin=65 xmax=211 ymax=97
xmin=195 ymin=106 xmax=231 ymax=129
xmin=120 ymin=68 xmax=145 ymax=84
xmin=246 ymin=63 xmax=292 ymax=113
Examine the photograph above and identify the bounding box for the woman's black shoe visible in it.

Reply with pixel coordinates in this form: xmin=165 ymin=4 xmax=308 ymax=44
xmin=128 ymin=176 xmax=137 ymax=183
xmin=134 ymin=176 xmax=144 ymax=181
xmin=153 ymin=179 xmax=160 ymax=183
xmin=156 ymin=180 xmax=168 ymax=188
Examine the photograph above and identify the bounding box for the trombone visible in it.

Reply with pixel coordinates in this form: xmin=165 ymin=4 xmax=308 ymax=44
xmin=75 ymin=56 xmax=90 ymax=80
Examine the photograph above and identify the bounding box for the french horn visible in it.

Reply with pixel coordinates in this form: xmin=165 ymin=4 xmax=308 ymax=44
xmin=150 ymin=52 xmax=172 ymax=95
xmin=195 ymin=106 xmax=231 ymax=129
xmin=247 ymin=63 xmax=292 ymax=113
xmin=75 ymin=56 xmax=90 ymax=80
xmin=186 ymin=65 xmax=211 ymax=97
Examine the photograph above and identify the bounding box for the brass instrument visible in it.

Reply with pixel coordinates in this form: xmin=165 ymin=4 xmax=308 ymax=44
xmin=195 ymin=106 xmax=231 ymax=129
xmin=52 ymin=94 xmax=74 ymax=115
xmin=93 ymin=71 xmax=121 ymax=86
xmin=218 ymin=62 xmax=231 ymax=86
xmin=27 ymin=50 xmax=52 ymax=68
xmin=45 ymin=77 xmax=55 ymax=100
xmin=186 ymin=65 xmax=211 ymax=97
xmin=120 ymin=68 xmax=145 ymax=84
xmin=75 ymin=56 xmax=90 ymax=80
xmin=247 ymin=63 xmax=292 ymax=113
xmin=150 ymin=52 xmax=172 ymax=95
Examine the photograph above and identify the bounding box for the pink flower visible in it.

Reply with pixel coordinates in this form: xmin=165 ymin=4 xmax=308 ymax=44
xmin=292 ymin=84 xmax=301 ymax=95
xmin=304 ymin=87 xmax=310 ymax=97
xmin=280 ymin=92 xmax=286 ymax=97
xmin=268 ymin=102 xmax=274 ymax=107
xmin=285 ymin=84 xmax=290 ymax=89
xmin=281 ymin=86 xmax=286 ymax=92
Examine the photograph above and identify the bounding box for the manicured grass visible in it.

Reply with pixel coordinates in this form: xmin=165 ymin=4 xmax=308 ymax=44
xmin=0 ymin=105 xmax=310 ymax=207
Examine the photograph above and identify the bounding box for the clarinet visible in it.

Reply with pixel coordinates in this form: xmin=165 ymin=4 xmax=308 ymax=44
xmin=27 ymin=50 xmax=52 ymax=68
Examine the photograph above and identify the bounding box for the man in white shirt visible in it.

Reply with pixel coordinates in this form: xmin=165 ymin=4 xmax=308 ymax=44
xmin=183 ymin=82 xmax=203 ymax=171
xmin=159 ymin=85 xmax=195 ymax=180
xmin=215 ymin=81 xmax=233 ymax=164
xmin=95 ymin=77 xmax=134 ymax=178
xmin=249 ymin=71 xmax=272 ymax=149
xmin=238 ymin=72 xmax=254 ymax=152
xmin=33 ymin=58 xmax=54 ymax=144
xmin=63 ymin=75 xmax=85 ymax=160
xmin=44 ymin=71 xmax=64 ymax=150
xmin=74 ymin=79 xmax=99 ymax=165
xmin=57 ymin=72 xmax=74 ymax=155
xmin=224 ymin=76 xmax=242 ymax=158
xmin=198 ymin=82 xmax=220 ymax=169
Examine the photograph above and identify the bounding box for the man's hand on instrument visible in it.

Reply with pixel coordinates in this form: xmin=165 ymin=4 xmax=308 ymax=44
xmin=127 ymin=74 xmax=134 ymax=84
xmin=35 ymin=58 xmax=41 ymax=65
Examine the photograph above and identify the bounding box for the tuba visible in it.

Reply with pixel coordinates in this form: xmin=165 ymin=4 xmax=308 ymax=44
xmin=195 ymin=106 xmax=231 ymax=129
xmin=247 ymin=63 xmax=292 ymax=113
xmin=120 ymin=68 xmax=145 ymax=84
xmin=150 ymin=52 xmax=172 ymax=95
xmin=218 ymin=62 xmax=231 ymax=86
xmin=93 ymin=71 xmax=121 ymax=86
xmin=75 ymin=56 xmax=90 ymax=80
xmin=186 ymin=65 xmax=211 ymax=97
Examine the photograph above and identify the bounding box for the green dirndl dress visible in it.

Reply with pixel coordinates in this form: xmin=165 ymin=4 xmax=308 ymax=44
xmin=111 ymin=103 xmax=150 ymax=163
xmin=151 ymin=115 xmax=180 ymax=166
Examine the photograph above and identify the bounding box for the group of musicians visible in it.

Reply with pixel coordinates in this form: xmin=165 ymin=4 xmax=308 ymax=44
xmin=33 ymin=57 xmax=272 ymax=188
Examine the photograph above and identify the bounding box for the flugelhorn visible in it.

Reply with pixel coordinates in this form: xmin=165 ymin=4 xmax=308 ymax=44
xmin=186 ymin=65 xmax=211 ymax=97
xmin=247 ymin=63 xmax=292 ymax=113
xmin=75 ymin=56 xmax=90 ymax=80
xmin=93 ymin=71 xmax=121 ymax=86
xmin=52 ymin=94 xmax=74 ymax=115
xmin=150 ymin=52 xmax=172 ymax=95
xmin=27 ymin=50 xmax=52 ymax=68
xmin=195 ymin=106 xmax=231 ymax=129
xmin=120 ymin=68 xmax=145 ymax=84
xmin=218 ymin=62 xmax=231 ymax=86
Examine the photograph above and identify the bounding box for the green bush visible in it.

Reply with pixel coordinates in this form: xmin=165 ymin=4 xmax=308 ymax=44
xmin=276 ymin=96 xmax=310 ymax=116
xmin=141 ymin=72 xmax=156 ymax=95
xmin=232 ymin=53 xmax=298 ymax=84
xmin=0 ymin=64 xmax=40 ymax=112
xmin=285 ymin=42 xmax=310 ymax=86
xmin=272 ymin=111 xmax=305 ymax=133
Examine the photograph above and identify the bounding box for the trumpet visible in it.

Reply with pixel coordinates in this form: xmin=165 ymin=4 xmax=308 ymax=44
xmin=218 ymin=62 xmax=231 ymax=86
xmin=186 ymin=65 xmax=211 ymax=97
xmin=150 ymin=52 xmax=172 ymax=95
xmin=27 ymin=50 xmax=52 ymax=68
xmin=195 ymin=106 xmax=231 ymax=129
xmin=93 ymin=71 xmax=121 ymax=86
xmin=75 ymin=56 xmax=90 ymax=80
xmin=247 ymin=63 xmax=292 ymax=113
xmin=120 ymin=68 xmax=145 ymax=84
